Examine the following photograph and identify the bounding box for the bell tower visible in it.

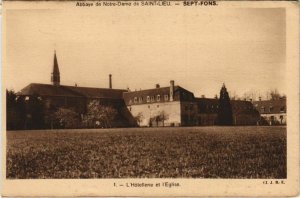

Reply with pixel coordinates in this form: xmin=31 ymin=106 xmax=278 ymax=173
xmin=51 ymin=50 xmax=60 ymax=86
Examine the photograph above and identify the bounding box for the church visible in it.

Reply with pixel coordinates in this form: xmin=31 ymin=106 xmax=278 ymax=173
xmin=17 ymin=52 xmax=134 ymax=128
xmin=16 ymin=52 xmax=260 ymax=129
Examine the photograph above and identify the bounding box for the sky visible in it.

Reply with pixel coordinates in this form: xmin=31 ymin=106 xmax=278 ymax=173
xmin=5 ymin=7 xmax=286 ymax=99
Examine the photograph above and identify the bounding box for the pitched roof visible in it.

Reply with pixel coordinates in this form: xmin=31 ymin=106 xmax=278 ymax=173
xmin=65 ymin=85 xmax=126 ymax=99
xmin=195 ymin=98 xmax=257 ymax=114
xmin=123 ymin=86 xmax=194 ymax=105
xmin=17 ymin=83 xmax=127 ymax=99
xmin=252 ymin=99 xmax=286 ymax=114
xmin=195 ymin=98 xmax=219 ymax=113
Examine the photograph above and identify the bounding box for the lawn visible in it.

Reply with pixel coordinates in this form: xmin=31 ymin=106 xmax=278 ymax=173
xmin=6 ymin=126 xmax=286 ymax=179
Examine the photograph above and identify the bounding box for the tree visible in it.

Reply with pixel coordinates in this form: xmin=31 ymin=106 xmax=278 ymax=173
xmin=6 ymin=90 xmax=27 ymax=130
xmin=218 ymin=84 xmax=233 ymax=125
xmin=150 ymin=111 xmax=169 ymax=127
xmin=6 ymin=90 xmax=17 ymax=130
xmin=44 ymin=103 xmax=59 ymax=129
xmin=269 ymin=89 xmax=281 ymax=100
xmin=134 ymin=112 xmax=144 ymax=126
xmin=54 ymin=107 xmax=80 ymax=129
xmin=83 ymin=100 xmax=118 ymax=128
xmin=26 ymin=94 xmax=45 ymax=129
xmin=157 ymin=110 xmax=169 ymax=126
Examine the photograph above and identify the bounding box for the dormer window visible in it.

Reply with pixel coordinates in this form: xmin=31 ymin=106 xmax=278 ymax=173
xmin=147 ymin=96 xmax=150 ymax=103
xmin=157 ymin=95 xmax=160 ymax=102
xmin=129 ymin=99 xmax=132 ymax=105
xmin=164 ymin=94 xmax=169 ymax=101
xmin=151 ymin=96 xmax=155 ymax=102
xmin=139 ymin=97 xmax=143 ymax=103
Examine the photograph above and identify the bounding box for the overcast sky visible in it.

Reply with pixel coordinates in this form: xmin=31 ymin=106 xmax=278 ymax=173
xmin=5 ymin=7 xmax=286 ymax=98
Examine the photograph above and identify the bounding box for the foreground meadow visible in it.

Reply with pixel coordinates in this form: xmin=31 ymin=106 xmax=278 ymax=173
xmin=6 ymin=126 xmax=286 ymax=179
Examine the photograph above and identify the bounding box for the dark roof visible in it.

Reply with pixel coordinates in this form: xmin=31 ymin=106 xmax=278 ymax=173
xmin=196 ymin=98 xmax=257 ymax=114
xmin=252 ymin=99 xmax=286 ymax=114
xmin=65 ymin=85 xmax=126 ymax=99
xmin=17 ymin=83 xmax=127 ymax=99
xmin=123 ymin=86 xmax=194 ymax=105
xmin=195 ymin=98 xmax=218 ymax=104
xmin=231 ymin=100 xmax=258 ymax=114
xmin=195 ymin=98 xmax=219 ymax=113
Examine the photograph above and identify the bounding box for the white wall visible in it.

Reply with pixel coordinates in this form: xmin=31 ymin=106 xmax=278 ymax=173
xmin=127 ymin=101 xmax=181 ymax=127
xmin=261 ymin=113 xmax=287 ymax=125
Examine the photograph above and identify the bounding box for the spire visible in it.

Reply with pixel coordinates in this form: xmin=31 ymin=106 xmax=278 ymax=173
xmin=51 ymin=50 xmax=60 ymax=86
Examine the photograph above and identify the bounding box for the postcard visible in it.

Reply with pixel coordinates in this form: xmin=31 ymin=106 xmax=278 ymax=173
xmin=2 ymin=0 xmax=299 ymax=196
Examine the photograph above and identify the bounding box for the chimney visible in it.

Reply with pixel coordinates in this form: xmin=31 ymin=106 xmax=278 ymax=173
xmin=201 ymin=95 xmax=205 ymax=98
xmin=156 ymin=84 xmax=160 ymax=88
xmin=109 ymin=74 xmax=112 ymax=89
xmin=259 ymin=97 xmax=262 ymax=101
xmin=170 ymin=80 xmax=174 ymax=101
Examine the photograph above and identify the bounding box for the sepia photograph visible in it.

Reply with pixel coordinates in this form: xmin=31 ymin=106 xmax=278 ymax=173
xmin=2 ymin=0 xmax=299 ymax=196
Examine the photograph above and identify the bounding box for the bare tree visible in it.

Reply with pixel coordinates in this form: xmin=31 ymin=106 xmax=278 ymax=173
xmin=54 ymin=107 xmax=80 ymax=129
xmin=84 ymin=100 xmax=118 ymax=128
xmin=134 ymin=112 xmax=144 ymax=126
xmin=158 ymin=110 xmax=169 ymax=127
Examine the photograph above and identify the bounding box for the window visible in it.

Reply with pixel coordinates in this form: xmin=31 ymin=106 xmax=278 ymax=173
xmin=147 ymin=96 xmax=150 ymax=102
xmin=261 ymin=106 xmax=265 ymax=113
xmin=134 ymin=97 xmax=138 ymax=103
xmin=269 ymin=106 xmax=274 ymax=112
xmin=151 ymin=96 xmax=155 ymax=102
xmin=157 ymin=95 xmax=160 ymax=102
xmin=129 ymin=99 xmax=132 ymax=105
xmin=280 ymin=106 xmax=285 ymax=112
xmin=164 ymin=94 xmax=169 ymax=101
xmin=139 ymin=97 xmax=143 ymax=103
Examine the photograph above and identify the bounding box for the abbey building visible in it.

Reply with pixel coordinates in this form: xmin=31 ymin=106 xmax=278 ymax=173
xmin=16 ymin=52 xmax=268 ymax=128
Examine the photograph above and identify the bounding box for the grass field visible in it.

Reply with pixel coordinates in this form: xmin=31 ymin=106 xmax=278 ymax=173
xmin=6 ymin=126 xmax=286 ymax=179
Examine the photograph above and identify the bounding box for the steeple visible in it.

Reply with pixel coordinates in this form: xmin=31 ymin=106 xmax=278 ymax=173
xmin=51 ymin=50 xmax=60 ymax=86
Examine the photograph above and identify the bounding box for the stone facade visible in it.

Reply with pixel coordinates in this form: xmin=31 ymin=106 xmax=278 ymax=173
xmin=252 ymin=98 xmax=287 ymax=125
xmin=123 ymin=82 xmax=197 ymax=127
